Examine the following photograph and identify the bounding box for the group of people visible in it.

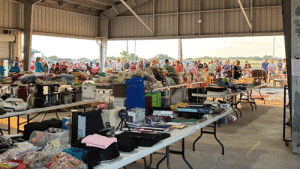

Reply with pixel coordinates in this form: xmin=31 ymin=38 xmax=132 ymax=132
xmin=106 ymin=59 xmax=151 ymax=72
xmin=106 ymin=58 xmax=287 ymax=81
xmin=0 ymin=57 xmax=102 ymax=76
xmin=0 ymin=56 xmax=287 ymax=84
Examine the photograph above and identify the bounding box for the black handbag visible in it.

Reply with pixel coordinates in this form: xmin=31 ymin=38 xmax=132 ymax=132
xmin=117 ymin=136 xmax=137 ymax=152
xmin=116 ymin=132 xmax=171 ymax=147
xmin=23 ymin=119 xmax=62 ymax=140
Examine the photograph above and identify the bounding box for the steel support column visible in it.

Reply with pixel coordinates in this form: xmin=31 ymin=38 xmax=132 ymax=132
xmin=23 ymin=0 xmax=41 ymax=71
xmin=99 ymin=39 xmax=107 ymax=72
xmin=23 ymin=1 xmax=33 ymax=71
xmin=284 ymin=0 xmax=300 ymax=154
xmin=178 ymin=39 xmax=182 ymax=60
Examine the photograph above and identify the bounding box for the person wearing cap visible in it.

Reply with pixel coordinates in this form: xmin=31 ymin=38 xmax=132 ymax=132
xmin=8 ymin=61 xmax=20 ymax=75
xmin=35 ymin=57 xmax=44 ymax=73
xmin=13 ymin=57 xmax=19 ymax=68
xmin=277 ymin=59 xmax=283 ymax=74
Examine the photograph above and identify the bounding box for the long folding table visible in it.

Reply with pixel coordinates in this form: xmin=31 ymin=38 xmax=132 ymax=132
xmin=192 ymin=92 xmax=242 ymax=118
xmin=0 ymin=99 xmax=101 ymax=135
xmin=96 ymin=109 xmax=233 ymax=169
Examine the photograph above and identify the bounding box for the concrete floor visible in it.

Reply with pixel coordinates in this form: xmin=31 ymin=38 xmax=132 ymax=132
xmin=0 ymin=101 xmax=298 ymax=169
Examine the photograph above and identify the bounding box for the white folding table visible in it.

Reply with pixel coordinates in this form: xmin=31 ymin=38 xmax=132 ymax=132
xmin=95 ymin=109 xmax=234 ymax=169
xmin=0 ymin=99 xmax=101 ymax=135
xmin=192 ymin=92 xmax=242 ymax=118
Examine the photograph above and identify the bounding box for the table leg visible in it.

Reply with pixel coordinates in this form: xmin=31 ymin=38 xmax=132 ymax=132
xmin=156 ymin=151 xmax=167 ymax=169
xmin=27 ymin=114 xmax=29 ymax=124
xmin=8 ymin=117 xmax=10 ymax=135
xmin=166 ymin=146 xmax=171 ymax=169
xmin=41 ymin=112 xmax=47 ymax=121
xmin=17 ymin=115 xmax=19 ymax=134
xmin=231 ymin=104 xmax=239 ymax=119
xmin=192 ymin=122 xmax=224 ymax=155
xmin=143 ymin=154 xmax=153 ymax=169
xmin=249 ymin=90 xmax=257 ymax=109
xmin=193 ymin=129 xmax=203 ymax=151
xmin=181 ymin=138 xmax=193 ymax=169
xmin=56 ymin=111 xmax=60 ymax=119
xmin=213 ymin=122 xmax=224 ymax=155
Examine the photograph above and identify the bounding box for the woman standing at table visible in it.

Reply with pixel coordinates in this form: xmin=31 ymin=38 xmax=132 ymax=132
xmin=175 ymin=60 xmax=183 ymax=73
xmin=232 ymin=60 xmax=242 ymax=80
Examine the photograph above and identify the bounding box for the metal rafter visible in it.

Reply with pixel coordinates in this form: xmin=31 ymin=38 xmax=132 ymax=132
xmin=92 ymin=0 xmax=115 ymax=6
xmin=119 ymin=0 xmax=154 ymax=34
xmin=236 ymin=0 xmax=252 ymax=30
xmin=64 ymin=0 xmax=107 ymax=10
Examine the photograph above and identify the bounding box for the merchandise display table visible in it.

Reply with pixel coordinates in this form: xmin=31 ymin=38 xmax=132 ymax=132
xmin=95 ymin=109 xmax=233 ymax=169
xmin=193 ymin=109 xmax=233 ymax=155
xmin=96 ymin=126 xmax=196 ymax=169
xmin=192 ymin=92 xmax=242 ymax=118
xmin=0 ymin=99 xmax=101 ymax=135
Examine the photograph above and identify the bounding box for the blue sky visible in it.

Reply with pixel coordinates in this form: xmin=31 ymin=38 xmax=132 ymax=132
xmin=29 ymin=35 xmax=286 ymax=59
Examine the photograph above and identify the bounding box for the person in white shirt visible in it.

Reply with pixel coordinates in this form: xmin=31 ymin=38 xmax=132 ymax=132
xmin=268 ymin=59 xmax=277 ymax=83
xmin=115 ymin=59 xmax=123 ymax=71
xmin=184 ymin=63 xmax=191 ymax=74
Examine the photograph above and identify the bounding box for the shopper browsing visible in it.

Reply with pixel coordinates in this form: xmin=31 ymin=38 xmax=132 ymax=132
xmin=130 ymin=62 xmax=136 ymax=72
xmin=184 ymin=62 xmax=191 ymax=74
xmin=221 ymin=60 xmax=231 ymax=77
xmin=0 ymin=60 xmax=4 ymax=76
xmin=123 ymin=60 xmax=130 ymax=71
xmin=115 ymin=59 xmax=123 ymax=71
xmin=8 ymin=62 xmax=20 ymax=75
xmin=35 ymin=57 xmax=44 ymax=73
xmin=49 ymin=64 xmax=55 ymax=73
xmin=277 ymin=59 xmax=283 ymax=73
xmin=261 ymin=59 xmax=269 ymax=74
xmin=268 ymin=59 xmax=277 ymax=81
xmin=232 ymin=60 xmax=242 ymax=80
xmin=175 ymin=60 xmax=183 ymax=73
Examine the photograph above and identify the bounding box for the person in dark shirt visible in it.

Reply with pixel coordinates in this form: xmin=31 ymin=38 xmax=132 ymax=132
xmin=232 ymin=60 xmax=242 ymax=80
xmin=54 ymin=63 xmax=60 ymax=74
xmin=49 ymin=64 xmax=55 ymax=73
xmin=123 ymin=60 xmax=130 ymax=70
